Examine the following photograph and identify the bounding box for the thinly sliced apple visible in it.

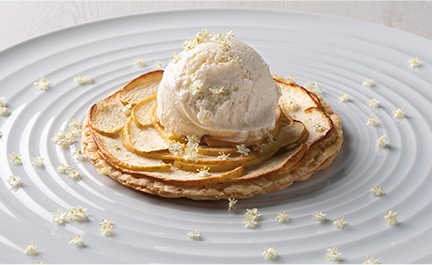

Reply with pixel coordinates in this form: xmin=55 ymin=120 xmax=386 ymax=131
xmin=89 ymin=92 xmax=128 ymax=137
xmin=150 ymin=104 xmax=188 ymax=143
xmin=274 ymin=76 xmax=334 ymax=149
xmin=197 ymin=145 xmax=240 ymax=156
xmin=172 ymin=152 xmax=259 ymax=172
xmin=122 ymin=116 xmax=169 ymax=156
xmin=119 ymin=70 xmax=163 ymax=106
xmin=92 ymin=129 xmax=171 ymax=172
xmin=201 ymin=106 xmax=283 ymax=147
xmin=132 ymin=94 xmax=157 ymax=128
xmin=239 ymin=143 xmax=307 ymax=180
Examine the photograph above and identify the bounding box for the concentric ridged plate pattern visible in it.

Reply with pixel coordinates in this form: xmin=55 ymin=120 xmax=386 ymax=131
xmin=1 ymin=10 xmax=432 ymax=263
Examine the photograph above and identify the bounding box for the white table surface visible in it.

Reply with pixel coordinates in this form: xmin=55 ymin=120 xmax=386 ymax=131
xmin=0 ymin=1 xmax=432 ymax=51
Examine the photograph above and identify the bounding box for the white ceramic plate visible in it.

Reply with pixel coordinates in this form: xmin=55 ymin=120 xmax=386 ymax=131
xmin=1 ymin=9 xmax=432 ymax=264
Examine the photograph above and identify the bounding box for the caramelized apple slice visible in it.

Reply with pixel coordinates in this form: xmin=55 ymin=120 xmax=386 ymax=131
xmin=201 ymin=106 xmax=283 ymax=147
xmin=88 ymin=92 xmax=128 ymax=137
xmin=150 ymin=104 xmax=188 ymax=143
xmin=119 ymin=70 xmax=163 ymax=106
xmin=173 ymin=152 xmax=259 ymax=172
xmin=92 ymin=129 xmax=171 ymax=172
xmin=122 ymin=116 xmax=169 ymax=156
xmin=274 ymin=77 xmax=334 ymax=149
xmin=132 ymin=94 xmax=157 ymax=128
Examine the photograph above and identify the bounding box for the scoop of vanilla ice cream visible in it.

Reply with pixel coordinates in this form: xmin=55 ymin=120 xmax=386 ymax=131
xmin=157 ymin=38 xmax=281 ymax=143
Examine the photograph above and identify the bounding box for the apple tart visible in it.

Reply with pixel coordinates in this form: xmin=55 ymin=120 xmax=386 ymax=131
xmin=82 ymin=71 xmax=343 ymax=200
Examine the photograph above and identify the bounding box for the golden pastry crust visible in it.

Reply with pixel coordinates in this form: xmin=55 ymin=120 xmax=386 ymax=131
xmin=82 ymin=77 xmax=343 ymax=200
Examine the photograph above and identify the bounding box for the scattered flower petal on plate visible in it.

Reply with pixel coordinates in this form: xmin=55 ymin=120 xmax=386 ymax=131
xmin=326 ymin=247 xmax=341 ymax=262
xmin=384 ymin=210 xmax=398 ymax=225
xmin=408 ymin=57 xmax=421 ymax=68
xmin=263 ymin=247 xmax=278 ymax=260
xmin=370 ymin=185 xmax=385 ymax=197
xmin=24 ymin=241 xmax=38 ymax=256
xmin=187 ymin=229 xmax=201 ymax=239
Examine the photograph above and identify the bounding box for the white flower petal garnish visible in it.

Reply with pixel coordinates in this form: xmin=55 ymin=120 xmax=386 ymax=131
xmin=366 ymin=115 xmax=380 ymax=127
xmin=212 ymin=30 xmax=233 ymax=51
xmin=184 ymin=143 xmax=199 ymax=161
xmin=50 ymin=130 xmax=75 ymax=148
xmin=67 ymin=205 xmax=88 ymax=222
xmin=376 ymin=134 xmax=388 ymax=149
xmin=266 ymin=132 xmax=275 ymax=144
xmin=245 ymin=208 xmax=261 ymax=218
xmin=168 ymin=140 xmax=183 ymax=156
xmin=69 ymin=119 xmax=81 ymax=128
xmin=33 ymin=76 xmax=51 ymax=91
xmin=384 ymin=210 xmax=398 ymax=225
xmin=326 ymin=247 xmax=342 ymax=262
xmin=243 ymin=216 xmax=258 ymax=229
xmin=96 ymin=98 xmax=106 ymax=108
xmin=338 ymin=93 xmax=349 ymax=103
xmin=74 ymin=74 xmax=94 ymax=85
xmin=66 ymin=168 xmax=81 ymax=179
xmin=364 ymin=255 xmax=380 ymax=264
xmin=276 ymin=211 xmax=290 ymax=223
xmin=209 ymin=86 xmax=224 ymax=96
xmin=9 ymin=152 xmax=22 ymax=165
xmin=393 ymin=107 xmax=406 ymax=119
xmin=368 ymin=98 xmax=380 ymax=108
xmin=262 ymin=247 xmax=278 ymax=260
xmin=133 ymin=56 xmax=146 ymax=67
xmin=284 ymin=99 xmax=298 ymax=109
xmin=217 ymin=152 xmax=230 ymax=160
xmin=31 ymin=156 xmax=45 ymax=167
xmin=195 ymin=28 xmax=212 ymax=43
xmin=56 ymin=163 xmax=80 ymax=179
xmin=56 ymin=163 xmax=72 ymax=174
xmin=186 ymin=135 xmax=200 ymax=146
xmin=154 ymin=61 xmax=164 ymax=70
xmin=0 ymin=96 xmax=5 ymax=106
xmin=100 ymin=219 xmax=115 ymax=237
xmin=236 ymin=144 xmax=250 ymax=156
xmin=253 ymin=143 xmax=266 ymax=153
xmin=370 ymin=185 xmax=385 ymax=197
xmin=52 ymin=209 xmax=67 ymax=224
xmin=72 ymin=148 xmax=86 ymax=160
xmin=231 ymin=55 xmax=243 ymax=67
xmin=304 ymin=81 xmax=322 ymax=94
xmin=408 ymin=56 xmax=421 ymax=68
xmin=228 ymin=198 xmax=237 ymax=211
xmin=0 ymin=105 xmax=11 ymax=116
xmin=286 ymin=74 xmax=297 ymax=84
xmin=170 ymin=52 xmax=182 ymax=64
xmin=187 ymin=229 xmax=201 ymax=239
xmin=362 ymin=77 xmax=375 ymax=87
xmin=24 ymin=241 xmax=38 ymax=256
xmin=332 ymin=216 xmax=348 ymax=229
xmin=7 ymin=175 xmax=21 ymax=187
xmin=190 ymin=80 xmax=204 ymax=95
xmin=197 ymin=166 xmax=211 ymax=177
xmin=183 ymin=152 xmax=198 ymax=161
xmin=69 ymin=234 xmax=84 ymax=248
xmin=312 ymin=211 xmax=326 ymax=223
xmin=313 ymin=123 xmax=326 ymax=132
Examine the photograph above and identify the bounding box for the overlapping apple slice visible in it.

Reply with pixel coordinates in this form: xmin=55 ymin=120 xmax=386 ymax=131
xmin=119 ymin=70 xmax=163 ymax=106
xmin=88 ymin=91 xmax=129 ymax=136
xmin=274 ymin=76 xmax=333 ymax=149
xmin=92 ymin=129 xmax=171 ymax=172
